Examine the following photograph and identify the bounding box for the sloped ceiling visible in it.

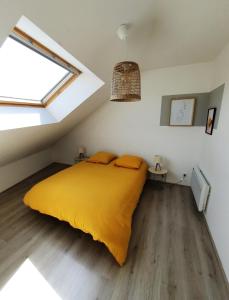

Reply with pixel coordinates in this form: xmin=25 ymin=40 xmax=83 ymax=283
xmin=1 ymin=0 xmax=229 ymax=166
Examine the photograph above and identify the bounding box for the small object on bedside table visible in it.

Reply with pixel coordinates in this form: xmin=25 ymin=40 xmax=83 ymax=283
xmin=148 ymin=167 xmax=168 ymax=182
xmin=153 ymin=155 xmax=162 ymax=171
xmin=78 ymin=146 xmax=86 ymax=159
xmin=74 ymin=146 xmax=88 ymax=164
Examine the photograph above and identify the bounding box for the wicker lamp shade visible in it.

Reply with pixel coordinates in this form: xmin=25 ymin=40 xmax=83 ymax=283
xmin=110 ymin=61 xmax=141 ymax=102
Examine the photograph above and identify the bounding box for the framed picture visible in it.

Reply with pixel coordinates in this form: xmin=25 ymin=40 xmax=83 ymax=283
xmin=169 ymin=98 xmax=196 ymax=126
xmin=205 ymin=107 xmax=216 ymax=135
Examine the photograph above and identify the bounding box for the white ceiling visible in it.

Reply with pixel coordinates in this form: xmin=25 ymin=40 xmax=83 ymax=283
xmin=1 ymin=0 xmax=229 ymax=165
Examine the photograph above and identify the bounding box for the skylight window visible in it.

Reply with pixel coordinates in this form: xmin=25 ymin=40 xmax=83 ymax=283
xmin=0 ymin=28 xmax=80 ymax=107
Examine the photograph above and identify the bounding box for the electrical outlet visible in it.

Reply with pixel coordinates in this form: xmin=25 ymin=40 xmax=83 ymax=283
xmin=177 ymin=173 xmax=187 ymax=184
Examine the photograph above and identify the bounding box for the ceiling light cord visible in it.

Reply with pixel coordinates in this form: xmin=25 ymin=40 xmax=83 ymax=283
xmin=125 ymin=38 xmax=128 ymax=61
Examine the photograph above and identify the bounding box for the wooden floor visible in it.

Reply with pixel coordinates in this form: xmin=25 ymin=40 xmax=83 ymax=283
xmin=0 ymin=163 xmax=228 ymax=300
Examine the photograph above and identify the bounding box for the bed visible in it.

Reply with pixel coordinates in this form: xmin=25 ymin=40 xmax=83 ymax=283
xmin=23 ymin=159 xmax=148 ymax=265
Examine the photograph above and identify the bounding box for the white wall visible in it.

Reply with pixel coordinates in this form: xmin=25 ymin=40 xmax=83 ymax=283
xmin=199 ymin=43 xmax=229 ymax=281
xmin=0 ymin=148 xmax=52 ymax=192
xmin=51 ymin=57 xmax=229 ymax=281
xmin=52 ymin=62 xmax=213 ymax=185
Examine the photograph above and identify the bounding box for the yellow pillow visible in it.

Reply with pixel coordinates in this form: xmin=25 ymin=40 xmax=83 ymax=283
xmin=87 ymin=151 xmax=117 ymax=164
xmin=115 ymin=155 xmax=143 ymax=169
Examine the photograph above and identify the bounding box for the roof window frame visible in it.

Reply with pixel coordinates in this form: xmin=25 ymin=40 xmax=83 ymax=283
xmin=0 ymin=27 xmax=81 ymax=108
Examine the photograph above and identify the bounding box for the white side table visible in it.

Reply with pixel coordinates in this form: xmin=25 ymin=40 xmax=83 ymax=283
xmin=148 ymin=167 xmax=168 ymax=182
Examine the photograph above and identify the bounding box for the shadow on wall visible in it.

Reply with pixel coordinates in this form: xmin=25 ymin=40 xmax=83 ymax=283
xmin=160 ymin=84 xmax=224 ymax=128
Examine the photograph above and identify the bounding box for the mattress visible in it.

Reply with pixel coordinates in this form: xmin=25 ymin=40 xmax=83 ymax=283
xmin=24 ymin=160 xmax=147 ymax=265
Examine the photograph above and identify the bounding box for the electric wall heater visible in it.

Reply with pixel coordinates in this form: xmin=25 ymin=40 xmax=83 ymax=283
xmin=191 ymin=167 xmax=210 ymax=212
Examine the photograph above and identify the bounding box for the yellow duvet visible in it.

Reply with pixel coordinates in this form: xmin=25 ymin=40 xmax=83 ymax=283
xmin=24 ymin=160 xmax=147 ymax=265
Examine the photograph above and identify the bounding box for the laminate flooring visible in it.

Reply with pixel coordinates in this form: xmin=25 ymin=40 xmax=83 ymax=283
xmin=0 ymin=163 xmax=228 ymax=300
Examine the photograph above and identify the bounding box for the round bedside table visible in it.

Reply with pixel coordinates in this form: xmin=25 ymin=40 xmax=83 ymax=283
xmin=148 ymin=167 xmax=168 ymax=182
xmin=74 ymin=157 xmax=89 ymax=164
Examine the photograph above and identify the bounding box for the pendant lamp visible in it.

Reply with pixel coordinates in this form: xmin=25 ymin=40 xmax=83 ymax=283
xmin=110 ymin=25 xmax=141 ymax=102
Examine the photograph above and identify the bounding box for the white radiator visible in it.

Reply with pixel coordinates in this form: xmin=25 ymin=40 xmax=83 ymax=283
xmin=191 ymin=167 xmax=210 ymax=212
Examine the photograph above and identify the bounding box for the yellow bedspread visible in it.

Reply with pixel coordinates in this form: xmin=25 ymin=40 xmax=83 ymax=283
xmin=23 ymin=160 xmax=147 ymax=265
